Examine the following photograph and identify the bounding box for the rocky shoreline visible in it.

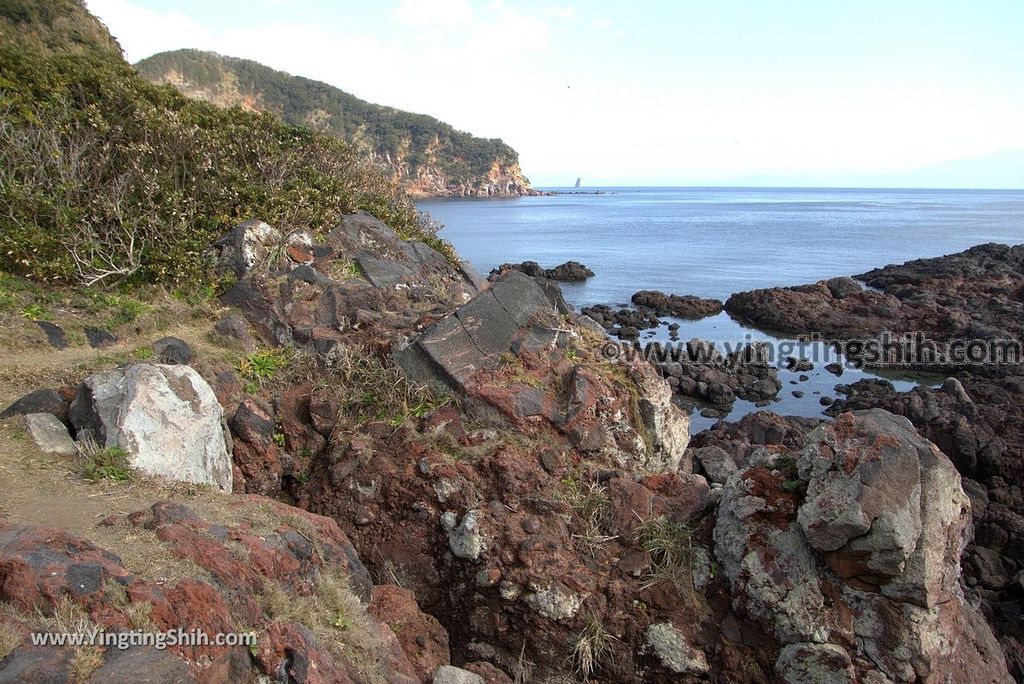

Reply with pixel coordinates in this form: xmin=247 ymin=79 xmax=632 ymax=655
xmin=2 ymin=228 xmax=1022 ymax=682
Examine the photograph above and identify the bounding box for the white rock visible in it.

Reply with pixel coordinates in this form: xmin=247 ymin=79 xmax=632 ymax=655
xmin=22 ymin=413 xmax=76 ymax=455
xmin=432 ymin=665 xmax=484 ymax=684
xmin=523 ymin=584 xmax=581 ymax=620
xmin=446 ymin=510 xmax=486 ymax=560
xmin=644 ymin=622 xmax=709 ymax=674
xmin=72 ymin=364 xmax=232 ymax=491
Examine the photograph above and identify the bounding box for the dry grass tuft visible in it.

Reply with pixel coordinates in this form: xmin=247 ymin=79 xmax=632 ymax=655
xmin=560 ymin=473 xmax=616 ymax=555
xmin=0 ymin=609 xmax=22 ymax=662
xmin=571 ymin=612 xmax=618 ymax=679
xmin=634 ymin=516 xmax=705 ymax=610
xmin=320 ymin=344 xmax=447 ymax=429
xmin=261 ymin=565 xmax=384 ymax=683
xmin=83 ymin=519 xmax=212 ymax=586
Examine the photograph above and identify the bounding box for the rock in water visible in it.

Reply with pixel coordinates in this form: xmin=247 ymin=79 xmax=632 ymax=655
xmin=70 ymin=364 xmax=232 ymax=491
xmin=630 ymin=290 xmax=724 ymax=319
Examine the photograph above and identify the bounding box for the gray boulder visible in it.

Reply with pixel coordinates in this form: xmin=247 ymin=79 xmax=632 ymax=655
xmin=395 ymin=271 xmax=565 ymax=394
xmin=775 ymin=643 xmax=855 ymax=684
xmin=713 ymin=409 xmax=1011 ymax=683
xmin=797 ymin=410 xmax=923 ymax=582
xmin=692 ymin=446 xmax=738 ymax=485
xmin=644 ymin=622 xmax=709 ymax=675
xmin=210 ymin=218 xmax=282 ymax=278
xmin=22 ymin=413 xmax=76 ymax=455
xmin=826 ymin=276 xmax=862 ymax=299
xmin=70 ymin=364 xmax=232 ymax=491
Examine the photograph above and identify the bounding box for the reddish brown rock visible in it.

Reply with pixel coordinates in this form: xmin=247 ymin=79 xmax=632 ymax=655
xmin=369 ymin=584 xmax=450 ymax=682
xmin=229 ymin=396 xmax=285 ymax=494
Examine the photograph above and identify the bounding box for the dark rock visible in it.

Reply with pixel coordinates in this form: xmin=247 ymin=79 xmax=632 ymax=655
xmin=88 ymin=646 xmax=196 ymax=683
xmin=825 ymin=362 xmax=844 ymax=376
xmin=786 ymin=356 xmax=814 ymax=371
xmin=229 ymin=397 xmax=284 ymax=495
xmin=0 ymin=389 xmax=71 ymax=426
xmin=826 ymin=276 xmax=863 ymax=299
xmin=395 ymin=272 xmax=566 ymax=394
xmin=65 ymin=562 xmax=104 ymax=597
xmin=214 ymin=314 xmax=252 ymax=344
xmin=152 ymin=336 xmax=193 ymax=365
xmin=84 ymin=326 xmax=118 ymax=348
xmin=631 ymin=290 xmax=724 ymax=320
xmin=489 ymin=260 xmax=594 ymax=282
xmin=36 ymin=321 xmax=68 ymax=349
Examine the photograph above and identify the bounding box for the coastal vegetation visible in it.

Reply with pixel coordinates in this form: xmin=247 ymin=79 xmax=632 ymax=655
xmin=0 ymin=0 xmax=438 ymax=291
xmin=135 ymin=49 xmax=531 ymax=196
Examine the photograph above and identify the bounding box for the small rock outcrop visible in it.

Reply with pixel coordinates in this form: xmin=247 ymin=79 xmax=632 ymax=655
xmin=0 ymin=499 xmax=418 ymax=682
xmin=395 ymin=270 xmax=568 ymax=394
xmin=490 ymin=260 xmax=595 ymax=282
xmin=713 ymin=409 xmax=1011 ymax=683
xmin=631 ymin=290 xmax=723 ymax=320
xmin=70 ymin=364 xmax=233 ymax=491
xmin=656 ymin=339 xmax=782 ymax=407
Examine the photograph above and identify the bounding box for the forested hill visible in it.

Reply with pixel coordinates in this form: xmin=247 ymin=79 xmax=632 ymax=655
xmin=136 ymin=49 xmax=535 ymax=198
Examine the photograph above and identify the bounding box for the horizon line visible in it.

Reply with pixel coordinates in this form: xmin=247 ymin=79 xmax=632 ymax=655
xmin=528 ymin=184 xmax=1024 ymax=192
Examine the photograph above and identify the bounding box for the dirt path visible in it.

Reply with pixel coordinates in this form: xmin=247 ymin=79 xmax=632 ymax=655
xmin=0 ymin=316 xmax=241 ymax=535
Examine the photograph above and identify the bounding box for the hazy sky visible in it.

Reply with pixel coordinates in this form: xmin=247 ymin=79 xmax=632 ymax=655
xmin=87 ymin=0 xmax=1024 ymax=186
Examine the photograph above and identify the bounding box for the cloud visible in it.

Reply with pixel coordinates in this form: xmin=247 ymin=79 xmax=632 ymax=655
xmin=86 ymin=0 xmax=213 ymax=60
xmin=543 ymin=6 xmax=577 ymax=20
xmin=391 ymin=0 xmax=474 ymax=30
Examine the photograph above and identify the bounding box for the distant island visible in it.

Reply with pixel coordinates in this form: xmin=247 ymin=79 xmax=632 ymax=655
xmin=136 ymin=49 xmax=539 ymax=198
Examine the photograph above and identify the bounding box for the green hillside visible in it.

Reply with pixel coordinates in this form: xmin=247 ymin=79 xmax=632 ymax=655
xmin=0 ymin=0 xmax=442 ymax=289
xmin=135 ymin=50 xmax=532 ymax=197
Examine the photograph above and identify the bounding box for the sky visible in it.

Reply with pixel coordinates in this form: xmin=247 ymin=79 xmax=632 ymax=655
xmin=86 ymin=0 xmax=1024 ymax=187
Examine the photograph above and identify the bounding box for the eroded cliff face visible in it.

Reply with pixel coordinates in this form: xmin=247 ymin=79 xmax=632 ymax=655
xmin=394 ymin=143 xmax=535 ymax=198
xmin=139 ymin=55 xmax=537 ymax=198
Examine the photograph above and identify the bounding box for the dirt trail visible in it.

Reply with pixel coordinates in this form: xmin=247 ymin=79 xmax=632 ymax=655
xmin=0 ymin=317 xmax=239 ymax=536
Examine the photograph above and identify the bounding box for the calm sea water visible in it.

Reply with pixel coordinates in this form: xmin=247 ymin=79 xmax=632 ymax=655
xmin=417 ymin=187 xmax=1024 ymax=430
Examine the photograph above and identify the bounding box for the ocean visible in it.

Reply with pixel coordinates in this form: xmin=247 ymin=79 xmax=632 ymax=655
xmin=417 ymin=187 xmax=1024 ymax=430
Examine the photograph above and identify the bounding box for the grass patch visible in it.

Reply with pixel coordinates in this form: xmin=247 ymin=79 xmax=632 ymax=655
xmin=320 ymin=344 xmax=447 ymax=428
xmin=40 ymin=597 xmax=104 ymax=680
xmin=84 ymin=519 xmax=213 ymax=586
xmin=77 ymin=441 xmax=133 ymax=483
xmin=0 ymin=615 xmax=22 ymax=662
xmin=261 ymin=565 xmax=384 ymax=683
xmin=237 ymin=348 xmax=292 ymax=393
xmin=560 ymin=473 xmax=615 ymax=554
xmin=634 ymin=517 xmax=704 ymax=606
xmin=19 ymin=303 xmax=49 ymax=321
xmin=571 ymin=612 xmax=618 ymax=679
xmin=328 ymin=258 xmax=363 ymax=281
xmin=103 ymin=580 xmax=156 ymax=632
